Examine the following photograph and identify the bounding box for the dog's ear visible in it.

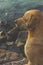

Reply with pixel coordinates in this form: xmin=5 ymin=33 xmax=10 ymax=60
xmin=27 ymin=14 xmax=40 ymax=32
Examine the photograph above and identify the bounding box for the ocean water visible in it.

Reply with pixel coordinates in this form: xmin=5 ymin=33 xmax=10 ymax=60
xmin=0 ymin=0 xmax=43 ymax=9
xmin=0 ymin=0 xmax=43 ymax=21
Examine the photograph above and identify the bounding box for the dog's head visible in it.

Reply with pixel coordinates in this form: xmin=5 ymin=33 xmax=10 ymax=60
xmin=15 ymin=9 xmax=42 ymax=32
xmin=7 ymin=9 xmax=42 ymax=42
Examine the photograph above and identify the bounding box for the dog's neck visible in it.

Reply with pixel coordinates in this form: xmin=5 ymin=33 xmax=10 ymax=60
xmin=28 ymin=25 xmax=43 ymax=39
xmin=27 ymin=31 xmax=43 ymax=44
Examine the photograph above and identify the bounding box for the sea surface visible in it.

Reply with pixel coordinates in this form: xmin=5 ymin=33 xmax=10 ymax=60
xmin=0 ymin=0 xmax=43 ymax=21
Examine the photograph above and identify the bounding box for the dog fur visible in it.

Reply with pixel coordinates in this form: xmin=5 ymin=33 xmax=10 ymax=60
xmin=15 ymin=9 xmax=43 ymax=65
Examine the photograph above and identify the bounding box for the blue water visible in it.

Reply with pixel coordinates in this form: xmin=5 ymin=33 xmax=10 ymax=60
xmin=0 ymin=0 xmax=43 ymax=9
xmin=0 ymin=0 xmax=43 ymax=21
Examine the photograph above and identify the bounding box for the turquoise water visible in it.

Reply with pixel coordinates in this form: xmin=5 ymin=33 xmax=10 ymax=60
xmin=0 ymin=0 xmax=43 ymax=9
xmin=0 ymin=0 xmax=43 ymax=21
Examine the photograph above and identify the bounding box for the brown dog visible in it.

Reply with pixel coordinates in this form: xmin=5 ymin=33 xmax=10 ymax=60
xmin=15 ymin=9 xmax=43 ymax=65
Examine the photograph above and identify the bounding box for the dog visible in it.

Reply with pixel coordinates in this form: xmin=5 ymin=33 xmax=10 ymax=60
xmin=15 ymin=9 xmax=43 ymax=65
